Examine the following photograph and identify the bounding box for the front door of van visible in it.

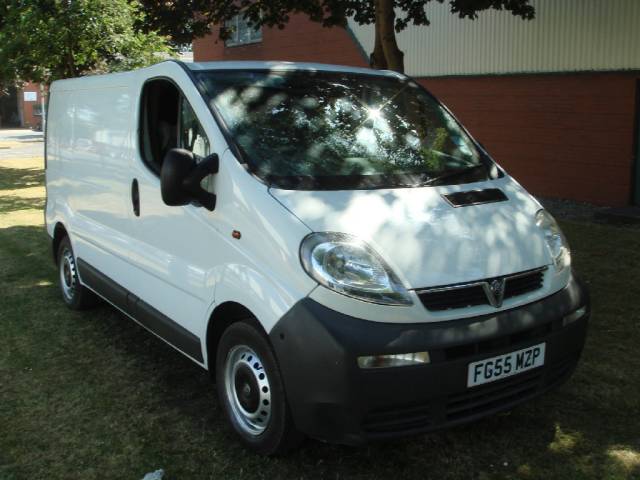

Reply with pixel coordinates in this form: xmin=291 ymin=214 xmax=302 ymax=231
xmin=122 ymin=78 xmax=225 ymax=361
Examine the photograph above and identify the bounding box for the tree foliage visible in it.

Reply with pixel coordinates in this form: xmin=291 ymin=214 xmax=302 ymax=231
xmin=0 ymin=0 xmax=172 ymax=85
xmin=140 ymin=0 xmax=534 ymax=73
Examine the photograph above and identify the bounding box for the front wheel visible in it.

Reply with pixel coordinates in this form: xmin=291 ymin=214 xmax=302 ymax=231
xmin=216 ymin=320 xmax=303 ymax=455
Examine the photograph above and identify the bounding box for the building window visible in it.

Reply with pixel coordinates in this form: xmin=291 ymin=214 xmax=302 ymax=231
xmin=225 ymin=14 xmax=262 ymax=47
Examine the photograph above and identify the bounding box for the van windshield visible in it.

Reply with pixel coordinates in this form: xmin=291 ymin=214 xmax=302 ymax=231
xmin=195 ymin=69 xmax=493 ymax=189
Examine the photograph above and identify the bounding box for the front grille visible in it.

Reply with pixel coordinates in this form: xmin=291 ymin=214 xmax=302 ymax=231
xmin=504 ymin=270 xmax=545 ymax=298
xmin=419 ymin=284 xmax=487 ymax=311
xmin=417 ymin=267 xmax=547 ymax=312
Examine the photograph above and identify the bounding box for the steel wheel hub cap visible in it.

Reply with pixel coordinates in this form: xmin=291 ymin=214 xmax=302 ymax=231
xmin=59 ymin=247 xmax=77 ymax=301
xmin=224 ymin=345 xmax=272 ymax=436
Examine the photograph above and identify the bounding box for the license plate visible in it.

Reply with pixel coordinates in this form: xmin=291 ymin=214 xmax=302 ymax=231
xmin=467 ymin=343 xmax=546 ymax=388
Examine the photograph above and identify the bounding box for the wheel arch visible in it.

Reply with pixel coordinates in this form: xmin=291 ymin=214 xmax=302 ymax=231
xmin=203 ymin=262 xmax=313 ymax=371
xmin=205 ymin=301 xmax=266 ymax=373
xmin=52 ymin=222 xmax=69 ymax=264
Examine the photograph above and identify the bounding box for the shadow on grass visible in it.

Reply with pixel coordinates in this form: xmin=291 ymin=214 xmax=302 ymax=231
xmin=6 ymin=134 xmax=43 ymax=141
xmin=0 ymin=196 xmax=45 ymax=214
xmin=0 ymin=166 xmax=44 ymax=191
xmin=2 ymin=223 xmax=639 ymax=480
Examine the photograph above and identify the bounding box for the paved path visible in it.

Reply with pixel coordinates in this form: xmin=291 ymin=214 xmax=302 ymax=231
xmin=0 ymin=128 xmax=44 ymax=159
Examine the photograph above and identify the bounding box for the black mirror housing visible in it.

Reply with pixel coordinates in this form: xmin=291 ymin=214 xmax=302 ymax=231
xmin=161 ymin=149 xmax=195 ymax=207
xmin=161 ymin=148 xmax=219 ymax=211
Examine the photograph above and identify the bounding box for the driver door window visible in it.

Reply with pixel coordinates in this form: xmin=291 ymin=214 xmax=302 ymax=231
xmin=179 ymin=97 xmax=210 ymax=158
xmin=178 ymin=97 xmax=215 ymax=192
xmin=140 ymin=79 xmax=212 ymax=178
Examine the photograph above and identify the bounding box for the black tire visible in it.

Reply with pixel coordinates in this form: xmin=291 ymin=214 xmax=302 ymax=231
xmin=215 ymin=320 xmax=303 ymax=455
xmin=56 ymin=236 xmax=99 ymax=310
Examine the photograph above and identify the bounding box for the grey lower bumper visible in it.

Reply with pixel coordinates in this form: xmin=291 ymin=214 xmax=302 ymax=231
xmin=270 ymin=271 xmax=589 ymax=445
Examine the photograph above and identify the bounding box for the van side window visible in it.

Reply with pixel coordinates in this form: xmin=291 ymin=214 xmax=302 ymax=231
xmin=140 ymin=79 xmax=211 ymax=176
xmin=178 ymin=95 xmax=215 ymax=193
xmin=179 ymin=98 xmax=210 ymax=158
xmin=140 ymin=79 xmax=180 ymax=174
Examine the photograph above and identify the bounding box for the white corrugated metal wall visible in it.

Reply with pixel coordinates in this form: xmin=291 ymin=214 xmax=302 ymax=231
xmin=348 ymin=0 xmax=640 ymax=77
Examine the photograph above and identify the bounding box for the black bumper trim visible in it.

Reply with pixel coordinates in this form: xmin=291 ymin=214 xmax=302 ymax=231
xmin=270 ymin=272 xmax=589 ymax=445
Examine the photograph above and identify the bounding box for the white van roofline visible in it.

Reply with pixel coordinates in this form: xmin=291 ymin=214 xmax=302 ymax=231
xmin=50 ymin=60 xmax=406 ymax=91
xmin=186 ymin=60 xmax=405 ymax=79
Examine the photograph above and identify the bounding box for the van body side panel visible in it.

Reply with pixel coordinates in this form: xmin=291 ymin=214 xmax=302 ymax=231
xmin=48 ymin=84 xmax=136 ymax=286
xmin=119 ymin=65 xmax=317 ymax=351
xmin=121 ymin=67 xmax=227 ymax=342
xmin=202 ymin=152 xmax=318 ymax=336
xmin=124 ymin=154 xmax=314 ymax=361
xmin=122 ymin=175 xmax=220 ymax=343
xmin=45 ymin=89 xmax=67 ymax=237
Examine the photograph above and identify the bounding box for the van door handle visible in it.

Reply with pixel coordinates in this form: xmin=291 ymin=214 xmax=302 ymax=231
xmin=131 ymin=179 xmax=140 ymax=217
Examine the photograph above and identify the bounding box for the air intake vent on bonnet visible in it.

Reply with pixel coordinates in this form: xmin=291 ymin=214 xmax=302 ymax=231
xmin=443 ymin=189 xmax=508 ymax=207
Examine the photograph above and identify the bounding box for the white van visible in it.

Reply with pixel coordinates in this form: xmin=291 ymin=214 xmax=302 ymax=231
xmin=45 ymin=60 xmax=589 ymax=454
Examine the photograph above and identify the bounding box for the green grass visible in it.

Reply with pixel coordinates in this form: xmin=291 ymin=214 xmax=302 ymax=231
xmin=0 ymin=165 xmax=44 ymax=190
xmin=1 ymin=162 xmax=639 ymax=479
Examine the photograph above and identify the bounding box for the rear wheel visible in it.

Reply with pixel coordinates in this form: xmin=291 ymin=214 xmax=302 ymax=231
xmin=57 ymin=236 xmax=99 ymax=310
xmin=216 ymin=320 xmax=302 ymax=455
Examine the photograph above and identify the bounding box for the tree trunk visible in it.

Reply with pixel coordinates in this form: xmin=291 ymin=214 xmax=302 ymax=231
xmin=373 ymin=0 xmax=404 ymax=73
xmin=370 ymin=16 xmax=387 ymax=70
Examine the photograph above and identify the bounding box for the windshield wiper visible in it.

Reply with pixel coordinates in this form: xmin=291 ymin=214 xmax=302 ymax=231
xmin=423 ymin=164 xmax=488 ymax=186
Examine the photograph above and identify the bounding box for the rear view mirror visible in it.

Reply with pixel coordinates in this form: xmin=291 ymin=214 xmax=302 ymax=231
xmin=161 ymin=148 xmax=219 ymax=211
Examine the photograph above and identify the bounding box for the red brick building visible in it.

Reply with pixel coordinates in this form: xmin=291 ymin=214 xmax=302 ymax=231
xmin=19 ymin=82 xmax=45 ymax=129
xmin=194 ymin=1 xmax=640 ymax=206
xmin=0 ymin=82 xmax=44 ymax=129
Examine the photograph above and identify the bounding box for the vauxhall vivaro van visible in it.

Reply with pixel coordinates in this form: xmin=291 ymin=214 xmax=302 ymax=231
xmin=46 ymin=60 xmax=589 ymax=454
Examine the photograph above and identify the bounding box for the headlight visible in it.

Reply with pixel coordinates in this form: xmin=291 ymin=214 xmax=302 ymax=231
xmin=536 ymin=210 xmax=570 ymax=271
xmin=300 ymin=232 xmax=413 ymax=306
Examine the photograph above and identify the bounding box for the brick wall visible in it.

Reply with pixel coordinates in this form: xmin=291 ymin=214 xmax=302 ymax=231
xmin=421 ymin=74 xmax=638 ymax=206
xmin=20 ymin=82 xmax=43 ymax=129
xmin=193 ymin=14 xmax=368 ymax=67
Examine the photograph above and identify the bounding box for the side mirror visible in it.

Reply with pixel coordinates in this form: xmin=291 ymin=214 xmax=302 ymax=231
xmin=161 ymin=148 xmax=219 ymax=211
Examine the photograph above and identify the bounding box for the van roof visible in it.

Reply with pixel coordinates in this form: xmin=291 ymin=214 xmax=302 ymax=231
xmin=50 ymin=60 xmax=405 ymax=91
xmin=186 ymin=61 xmax=405 ymax=79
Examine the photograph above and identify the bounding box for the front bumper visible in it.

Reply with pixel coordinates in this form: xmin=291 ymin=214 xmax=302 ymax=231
xmin=270 ymin=271 xmax=589 ymax=445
